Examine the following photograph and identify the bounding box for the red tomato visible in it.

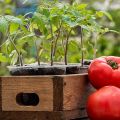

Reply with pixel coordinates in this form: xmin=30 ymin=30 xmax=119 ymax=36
xmin=89 ymin=56 xmax=120 ymax=89
xmin=87 ymin=86 xmax=120 ymax=120
xmin=111 ymin=70 xmax=120 ymax=88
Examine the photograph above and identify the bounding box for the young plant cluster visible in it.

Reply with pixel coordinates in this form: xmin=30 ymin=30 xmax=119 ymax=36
xmin=0 ymin=0 xmax=111 ymax=67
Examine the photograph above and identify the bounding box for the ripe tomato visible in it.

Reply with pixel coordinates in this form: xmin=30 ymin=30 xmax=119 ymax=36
xmin=89 ymin=56 xmax=120 ymax=89
xmin=87 ymin=86 xmax=120 ymax=120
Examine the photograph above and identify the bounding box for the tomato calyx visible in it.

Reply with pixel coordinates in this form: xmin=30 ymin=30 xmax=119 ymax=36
xmin=107 ymin=60 xmax=118 ymax=69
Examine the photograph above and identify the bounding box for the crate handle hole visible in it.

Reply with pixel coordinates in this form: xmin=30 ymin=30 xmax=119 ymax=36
xmin=16 ymin=93 xmax=39 ymax=106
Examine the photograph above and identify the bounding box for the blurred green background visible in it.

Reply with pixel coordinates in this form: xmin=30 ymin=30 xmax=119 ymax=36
xmin=0 ymin=0 xmax=120 ymax=75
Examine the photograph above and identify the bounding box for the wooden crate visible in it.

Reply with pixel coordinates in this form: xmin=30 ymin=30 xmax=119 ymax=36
xmin=0 ymin=74 xmax=95 ymax=120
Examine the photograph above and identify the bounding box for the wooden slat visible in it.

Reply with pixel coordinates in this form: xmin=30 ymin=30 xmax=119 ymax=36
xmin=1 ymin=76 xmax=53 ymax=111
xmin=80 ymin=82 xmax=96 ymax=109
xmin=63 ymin=74 xmax=88 ymax=110
xmin=0 ymin=75 xmax=93 ymax=120
xmin=0 ymin=111 xmax=64 ymax=120
xmin=0 ymin=111 xmax=89 ymax=120
xmin=53 ymin=76 xmax=64 ymax=111
xmin=0 ymin=77 xmax=2 ymax=111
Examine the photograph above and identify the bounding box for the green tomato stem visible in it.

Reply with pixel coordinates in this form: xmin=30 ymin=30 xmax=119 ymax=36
xmin=49 ymin=19 xmax=54 ymax=66
xmin=80 ymin=27 xmax=84 ymax=67
xmin=53 ymin=21 xmax=62 ymax=56
xmin=9 ymin=36 xmax=23 ymax=66
xmin=35 ymin=40 xmax=40 ymax=66
xmin=64 ymin=29 xmax=72 ymax=65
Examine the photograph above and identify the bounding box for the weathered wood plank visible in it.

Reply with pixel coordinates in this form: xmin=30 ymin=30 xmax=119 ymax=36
xmin=0 ymin=111 xmax=64 ymax=120
xmin=0 ymin=77 xmax=2 ymax=110
xmin=63 ymin=74 xmax=88 ymax=110
xmin=53 ymin=76 xmax=64 ymax=111
xmin=80 ymin=82 xmax=96 ymax=109
xmin=2 ymin=76 xmax=53 ymax=111
xmin=0 ymin=75 xmax=93 ymax=120
xmin=0 ymin=111 xmax=89 ymax=120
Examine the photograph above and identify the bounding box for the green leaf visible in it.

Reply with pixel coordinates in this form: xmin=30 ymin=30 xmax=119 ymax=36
xmin=43 ymin=8 xmax=50 ymax=17
xmin=102 ymin=11 xmax=113 ymax=21
xmin=10 ymin=23 xmax=19 ymax=34
xmin=17 ymin=33 xmax=35 ymax=47
xmin=62 ymin=15 xmax=70 ymax=22
xmin=81 ymin=25 xmax=89 ymax=31
xmin=10 ymin=50 xmax=18 ymax=65
xmin=33 ymin=12 xmax=48 ymax=35
xmin=0 ymin=17 xmax=8 ymax=34
xmin=56 ymin=3 xmax=65 ymax=9
xmin=104 ymin=28 xmax=109 ymax=32
xmin=109 ymin=30 xmax=120 ymax=34
xmin=62 ymin=15 xmax=78 ymax=28
xmin=0 ymin=53 xmax=8 ymax=62
xmin=9 ymin=50 xmax=16 ymax=57
xmin=46 ymin=34 xmax=52 ymax=39
xmin=96 ymin=11 xmax=104 ymax=17
xmin=101 ymin=28 xmax=119 ymax=34
xmin=4 ymin=15 xmax=23 ymax=25
xmin=5 ymin=0 xmax=11 ymax=4
xmin=39 ymin=49 xmax=43 ymax=56
xmin=67 ymin=21 xmax=78 ymax=28
xmin=20 ymin=33 xmax=35 ymax=40
xmin=77 ymin=4 xmax=87 ymax=10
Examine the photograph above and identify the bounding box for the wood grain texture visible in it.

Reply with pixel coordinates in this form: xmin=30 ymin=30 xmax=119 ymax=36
xmin=78 ymin=80 xmax=96 ymax=120
xmin=80 ymin=81 xmax=96 ymax=109
xmin=0 ymin=77 xmax=1 ymax=110
xmin=2 ymin=76 xmax=53 ymax=111
xmin=0 ymin=111 xmax=64 ymax=120
xmin=0 ymin=111 xmax=89 ymax=120
xmin=63 ymin=74 xmax=88 ymax=110
xmin=53 ymin=76 xmax=64 ymax=111
xmin=0 ymin=74 xmax=93 ymax=120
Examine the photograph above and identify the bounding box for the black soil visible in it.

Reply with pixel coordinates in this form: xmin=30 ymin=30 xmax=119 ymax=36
xmin=8 ymin=60 xmax=91 ymax=76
